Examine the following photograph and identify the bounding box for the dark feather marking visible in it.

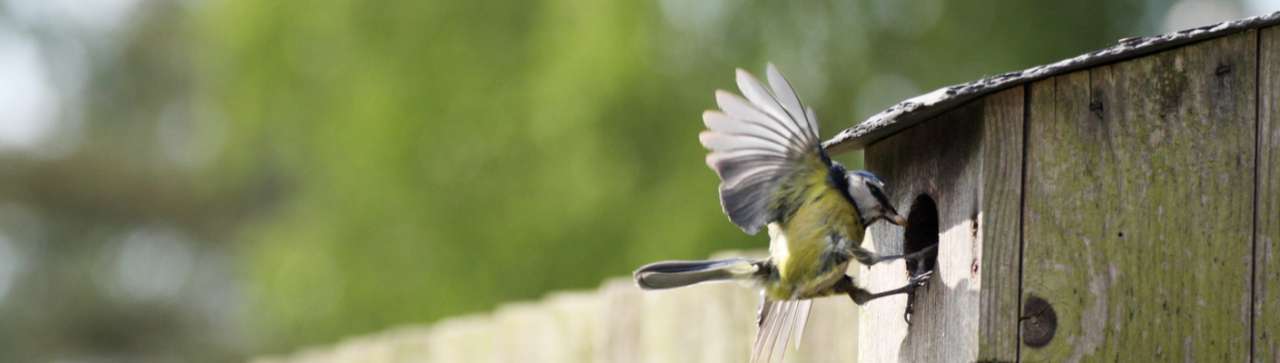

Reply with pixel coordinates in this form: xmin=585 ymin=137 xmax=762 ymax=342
xmin=868 ymin=182 xmax=893 ymax=208
xmin=817 ymin=234 xmax=853 ymax=275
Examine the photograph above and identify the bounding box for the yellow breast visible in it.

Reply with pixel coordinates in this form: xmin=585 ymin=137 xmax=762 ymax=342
xmin=766 ymin=186 xmax=863 ymax=299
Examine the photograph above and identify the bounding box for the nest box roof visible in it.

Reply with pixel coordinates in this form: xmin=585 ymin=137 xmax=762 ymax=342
xmin=822 ymin=11 xmax=1280 ymax=154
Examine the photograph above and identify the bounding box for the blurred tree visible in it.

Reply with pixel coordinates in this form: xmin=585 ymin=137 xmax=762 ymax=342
xmin=0 ymin=1 xmax=258 ymax=362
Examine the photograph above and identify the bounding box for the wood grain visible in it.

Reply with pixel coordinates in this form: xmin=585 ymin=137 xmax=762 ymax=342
xmin=862 ymin=94 xmax=986 ymax=363
xmin=1257 ymin=25 xmax=1280 ymax=363
xmin=978 ymin=86 xmax=1025 ymax=362
xmin=1021 ymin=31 xmax=1257 ymax=362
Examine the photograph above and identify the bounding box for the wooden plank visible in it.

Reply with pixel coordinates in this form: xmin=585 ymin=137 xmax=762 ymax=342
xmin=424 ymin=315 xmax=496 ymax=363
xmin=382 ymin=326 xmax=433 ymax=363
xmin=861 ymin=95 xmax=986 ymax=362
xmin=247 ymin=251 xmax=848 ymax=362
xmin=698 ymin=250 xmax=770 ymax=363
xmin=701 ymin=250 xmax=857 ymax=363
xmin=1257 ymin=25 xmax=1280 ymax=363
xmin=331 ymin=334 xmax=396 ymax=363
xmin=640 ymin=274 xmax=717 ymax=363
xmin=542 ymin=292 xmax=601 ymax=362
xmin=597 ymin=278 xmax=644 ymax=363
xmin=635 ymin=253 xmax=761 ymax=363
xmin=1022 ymin=31 xmax=1256 ymax=362
xmin=977 ymin=86 xmax=1025 ymax=362
xmin=493 ymin=302 xmax=562 ymax=362
xmin=788 ymin=295 xmax=858 ymax=363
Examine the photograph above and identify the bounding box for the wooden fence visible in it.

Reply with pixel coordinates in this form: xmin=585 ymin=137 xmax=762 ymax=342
xmin=250 ymin=251 xmax=860 ymax=363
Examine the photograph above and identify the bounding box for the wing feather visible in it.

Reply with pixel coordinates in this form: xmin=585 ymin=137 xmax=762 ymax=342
xmin=771 ymin=302 xmax=799 ymax=363
xmin=792 ymin=300 xmax=814 ymax=349
xmin=752 ymin=300 xmax=780 ymax=362
xmin=702 ymin=64 xmax=828 ymax=234
xmin=703 ymin=111 xmax=800 ymax=148
xmin=736 ymin=70 xmax=808 ymax=146
xmin=751 ymin=299 xmax=814 ymax=363
xmin=714 ymin=91 xmax=810 ymax=153
xmin=766 ymin=64 xmax=820 ymax=141
xmin=699 ymin=132 xmax=791 ymax=154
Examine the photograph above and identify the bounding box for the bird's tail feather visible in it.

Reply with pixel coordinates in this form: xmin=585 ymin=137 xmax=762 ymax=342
xmin=633 ymin=258 xmax=761 ymax=290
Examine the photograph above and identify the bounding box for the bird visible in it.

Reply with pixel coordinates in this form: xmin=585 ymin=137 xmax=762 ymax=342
xmin=633 ymin=64 xmax=935 ymax=363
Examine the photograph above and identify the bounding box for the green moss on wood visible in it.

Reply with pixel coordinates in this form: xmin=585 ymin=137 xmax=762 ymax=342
xmin=1021 ymin=31 xmax=1257 ymax=362
xmin=1255 ymin=25 xmax=1280 ymax=363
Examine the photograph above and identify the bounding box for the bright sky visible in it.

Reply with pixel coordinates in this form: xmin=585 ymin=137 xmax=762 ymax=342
xmin=0 ymin=27 xmax=57 ymax=151
xmin=1252 ymin=0 xmax=1280 ymax=14
xmin=0 ymin=0 xmax=141 ymax=153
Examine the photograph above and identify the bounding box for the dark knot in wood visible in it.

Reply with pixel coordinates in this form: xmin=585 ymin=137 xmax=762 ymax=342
xmin=1020 ymin=295 xmax=1057 ymax=348
xmin=1089 ymin=98 xmax=1104 ymax=120
xmin=1215 ymin=62 xmax=1233 ymax=76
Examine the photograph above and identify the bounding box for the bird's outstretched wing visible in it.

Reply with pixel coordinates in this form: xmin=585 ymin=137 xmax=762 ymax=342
xmin=752 ymin=298 xmax=813 ymax=363
xmin=701 ymin=64 xmax=829 ymax=235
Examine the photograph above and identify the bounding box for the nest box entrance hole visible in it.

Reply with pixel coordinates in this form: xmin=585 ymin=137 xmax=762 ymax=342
xmin=902 ymin=194 xmax=939 ymax=277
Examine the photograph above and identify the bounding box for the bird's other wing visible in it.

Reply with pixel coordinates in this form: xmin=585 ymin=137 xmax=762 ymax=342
xmin=701 ymin=63 xmax=828 ymax=235
xmin=751 ymin=297 xmax=814 ymax=363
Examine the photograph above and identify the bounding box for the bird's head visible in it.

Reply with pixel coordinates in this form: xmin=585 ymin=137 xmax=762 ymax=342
xmin=845 ymin=170 xmax=908 ymax=227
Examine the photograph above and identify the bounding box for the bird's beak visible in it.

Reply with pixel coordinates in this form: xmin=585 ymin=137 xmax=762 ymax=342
xmin=887 ymin=212 xmax=908 ymax=227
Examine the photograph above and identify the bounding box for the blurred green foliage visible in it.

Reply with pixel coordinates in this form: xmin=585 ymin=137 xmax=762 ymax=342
xmin=197 ymin=0 xmax=1185 ymax=354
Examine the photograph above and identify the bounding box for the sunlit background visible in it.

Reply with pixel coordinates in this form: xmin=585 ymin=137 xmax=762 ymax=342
xmin=0 ymin=0 xmax=1274 ymax=361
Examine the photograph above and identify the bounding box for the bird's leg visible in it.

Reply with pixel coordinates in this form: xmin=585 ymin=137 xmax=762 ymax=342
xmin=873 ymin=243 xmax=938 ymax=264
xmin=850 ymin=243 xmax=938 ymax=266
xmin=833 ymin=271 xmax=933 ymax=306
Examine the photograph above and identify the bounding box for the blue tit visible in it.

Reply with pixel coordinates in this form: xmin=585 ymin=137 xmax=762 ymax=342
xmin=633 ymin=64 xmax=935 ymax=363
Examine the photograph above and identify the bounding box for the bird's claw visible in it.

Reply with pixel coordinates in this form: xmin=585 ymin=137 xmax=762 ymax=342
xmin=907 ymin=270 xmax=934 ymax=288
xmin=902 ymin=269 xmax=933 ymax=324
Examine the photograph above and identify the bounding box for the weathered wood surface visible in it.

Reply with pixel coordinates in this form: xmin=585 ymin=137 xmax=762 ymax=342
xmin=1257 ymin=25 xmax=1280 ymax=363
xmin=863 ymin=88 xmax=1016 ymax=362
xmin=249 ymin=251 xmax=859 ymax=363
xmin=1021 ymin=31 xmax=1257 ymax=362
xmin=977 ymin=87 xmax=1026 ymax=362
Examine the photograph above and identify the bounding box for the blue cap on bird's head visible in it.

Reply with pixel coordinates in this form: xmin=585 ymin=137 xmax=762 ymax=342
xmin=845 ymin=170 xmax=908 ymax=227
xmin=851 ymin=170 xmax=886 ymax=188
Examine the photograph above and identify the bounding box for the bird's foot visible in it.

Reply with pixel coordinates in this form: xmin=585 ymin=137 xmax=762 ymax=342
xmin=902 ymin=270 xmax=933 ymax=324
xmin=907 ymin=270 xmax=933 ymax=289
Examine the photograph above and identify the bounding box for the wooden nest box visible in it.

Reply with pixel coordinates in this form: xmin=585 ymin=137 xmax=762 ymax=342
xmin=821 ymin=12 xmax=1280 ymax=362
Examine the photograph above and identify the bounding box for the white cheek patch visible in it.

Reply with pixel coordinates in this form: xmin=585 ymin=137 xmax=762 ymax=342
xmin=849 ymin=185 xmax=879 ymax=216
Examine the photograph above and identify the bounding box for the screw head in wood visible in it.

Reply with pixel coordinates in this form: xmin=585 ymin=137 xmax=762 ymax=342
xmin=1021 ymin=295 xmax=1057 ymax=348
